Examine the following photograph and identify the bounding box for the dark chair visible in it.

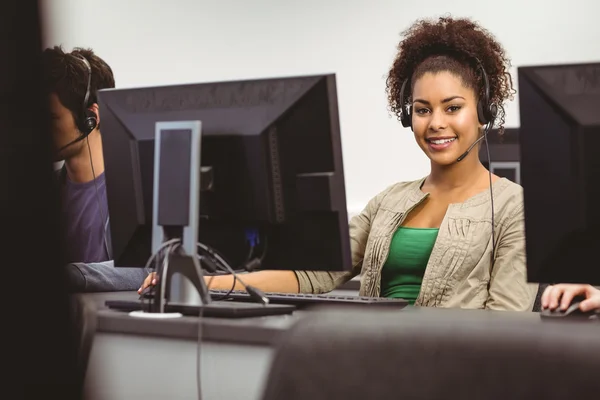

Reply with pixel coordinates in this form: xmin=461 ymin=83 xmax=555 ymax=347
xmin=69 ymin=294 xmax=98 ymax=394
xmin=261 ymin=306 xmax=600 ymax=400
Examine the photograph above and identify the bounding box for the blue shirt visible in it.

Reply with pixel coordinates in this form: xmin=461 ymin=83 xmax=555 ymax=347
xmin=59 ymin=168 xmax=111 ymax=263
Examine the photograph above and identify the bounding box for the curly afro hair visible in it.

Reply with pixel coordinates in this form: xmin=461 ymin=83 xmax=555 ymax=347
xmin=386 ymin=16 xmax=515 ymax=133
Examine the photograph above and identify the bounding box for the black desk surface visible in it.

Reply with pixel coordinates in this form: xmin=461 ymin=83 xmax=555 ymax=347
xmin=80 ymin=291 xmax=297 ymax=346
xmin=77 ymin=292 xmax=600 ymax=347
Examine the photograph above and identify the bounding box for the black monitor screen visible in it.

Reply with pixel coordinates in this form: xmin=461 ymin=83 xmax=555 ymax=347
xmin=98 ymin=74 xmax=352 ymax=273
xmin=519 ymin=63 xmax=600 ymax=285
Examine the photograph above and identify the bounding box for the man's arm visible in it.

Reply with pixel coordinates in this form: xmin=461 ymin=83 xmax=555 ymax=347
xmin=65 ymin=261 xmax=150 ymax=292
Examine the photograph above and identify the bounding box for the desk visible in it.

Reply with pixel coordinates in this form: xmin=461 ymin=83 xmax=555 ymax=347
xmin=83 ymin=292 xmax=298 ymax=400
xmin=82 ymin=292 xmax=600 ymax=400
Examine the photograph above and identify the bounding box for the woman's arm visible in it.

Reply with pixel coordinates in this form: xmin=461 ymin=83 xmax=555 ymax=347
xmin=206 ymin=270 xmax=300 ymax=293
xmin=485 ymin=205 xmax=539 ymax=311
xmin=139 ymin=185 xmax=394 ymax=295
xmin=139 ymin=270 xmax=300 ymax=294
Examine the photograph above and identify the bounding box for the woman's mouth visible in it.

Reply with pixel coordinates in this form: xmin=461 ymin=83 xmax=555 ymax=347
xmin=426 ymin=136 xmax=457 ymax=151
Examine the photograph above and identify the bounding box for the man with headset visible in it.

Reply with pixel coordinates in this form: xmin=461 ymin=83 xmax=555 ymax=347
xmin=42 ymin=46 xmax=148 ymax=291
xmin=43 ymin=46 xmax=113 ymax=263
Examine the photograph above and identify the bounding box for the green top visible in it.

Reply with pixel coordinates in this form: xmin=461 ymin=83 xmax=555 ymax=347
xmin=380 ymin=226 xmax=439 ymax=304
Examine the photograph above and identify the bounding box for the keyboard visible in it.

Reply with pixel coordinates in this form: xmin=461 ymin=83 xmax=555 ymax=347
xmin=210 ymin=290 xmax=409 ymax=308
xmin=105 ymin=299 xmax=296 ymax=318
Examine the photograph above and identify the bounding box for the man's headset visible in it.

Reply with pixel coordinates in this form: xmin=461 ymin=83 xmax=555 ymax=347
xmin=58 ymin=54 xmax=98 ymax=152
xmin=398 ymin=58 xmax=498 ymax=162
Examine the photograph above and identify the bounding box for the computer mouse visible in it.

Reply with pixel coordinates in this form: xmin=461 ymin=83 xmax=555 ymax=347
xmin=139 ymin=286 xmax=156 ymax=300
xmin=540 ymin=299 xmax=599 ymax=319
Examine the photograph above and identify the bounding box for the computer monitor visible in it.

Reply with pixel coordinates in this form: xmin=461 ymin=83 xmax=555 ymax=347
xmin=519 ymin=62 xmax=600 ymax=285
xmin=97 ymin=74 xmax=352 ymax=273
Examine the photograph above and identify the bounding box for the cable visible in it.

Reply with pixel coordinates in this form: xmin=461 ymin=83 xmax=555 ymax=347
xmin=246 ymin=242 xmax=255 ymax=262
xmin=197 ymin=241 xmax=269 ymax=304
xmin=160 ymin=242 xmax=209 ymax=400
xmin=199 ymin=239 xmax=240 ymax=272
xmin=156 ymin=241 xmax=179 ymax=278
xmin=146 ymin=238 xmax=269 ymax=307
xmin=139 ymin=238 xmax=182 ymax=311
xmin=483 ymin=122 xmax=497 ymax=264
xmin=195 ymin=243 xmax=238 ymax=300
xmin=215 ymin=262 xmax=269 ymax=305
xmin=154 ymin=241 xmax=207 ymax=400
xmin=195 ymin=274 xmax=214 ymax=400
xmin=242 ymin=233 xmax=269 ymax=272
xmin=205 ymin=263 xmax=237 ymax=301
xmin=144 ymin=238 xmax=181 ymax=270
xmin=141 ymin=238 xmax=265 ymax=399
xmin=146 ymin=238 xmax=207 ymax=400
xmin=196 ymin=292 xmax=204 ymax=400
xmin=259 ymin=235 xmax=268 ymax=262
xmin=157 ymin=242 xmax=180 ymax=313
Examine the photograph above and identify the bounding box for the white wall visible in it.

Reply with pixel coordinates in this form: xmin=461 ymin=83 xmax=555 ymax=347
xmin=40 ymin=0 xmax=600 ymax=214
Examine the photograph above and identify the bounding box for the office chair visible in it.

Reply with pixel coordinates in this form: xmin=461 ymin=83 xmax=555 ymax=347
xmin=69 ymin=294 xmax=98 ymax=394
xmin=261 ymin=306 xmax=600 ymax=400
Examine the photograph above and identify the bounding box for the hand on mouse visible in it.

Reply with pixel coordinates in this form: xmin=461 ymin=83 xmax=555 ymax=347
xmin=541 ymin=284 xmax=600 ymax=312
xmin=138 ymin=271 xmax=217 ymax=294
xmin=138 ymin=272 xmax=158 ymax=294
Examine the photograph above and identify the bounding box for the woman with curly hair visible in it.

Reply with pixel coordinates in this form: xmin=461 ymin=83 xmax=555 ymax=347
xmin=140 ymin=16 xmax=538 ymax=311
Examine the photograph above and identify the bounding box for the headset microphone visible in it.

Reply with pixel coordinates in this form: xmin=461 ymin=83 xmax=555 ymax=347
xmin=57 ymin=134 xmax=88 ymax=152
xmin=456 ymin=134 xmax=486 ymax=162
xmin=456 ymin=122 xmax=493 ymax=162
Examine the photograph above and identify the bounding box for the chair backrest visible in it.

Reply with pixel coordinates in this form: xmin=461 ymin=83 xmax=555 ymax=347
xmin=261 ymin=306 xmax=600 ymax=400
xmin=69 ymin=294 xmax=98 ymax=394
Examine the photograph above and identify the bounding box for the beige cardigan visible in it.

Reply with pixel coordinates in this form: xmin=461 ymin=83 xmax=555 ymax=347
xmin=294 ymin=177 xmax=538 ymax=311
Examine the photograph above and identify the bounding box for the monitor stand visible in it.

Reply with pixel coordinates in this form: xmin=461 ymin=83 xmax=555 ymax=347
xmin=123 ymin=120 xmax=295 ymax=319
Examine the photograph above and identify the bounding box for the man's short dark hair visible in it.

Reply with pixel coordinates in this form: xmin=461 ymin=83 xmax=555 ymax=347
xmin=41 ymin=46 xmax=115 ymax=128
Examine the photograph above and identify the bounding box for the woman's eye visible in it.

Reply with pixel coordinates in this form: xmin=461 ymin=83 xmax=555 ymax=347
xmin=415 ymin=108 xmax=430 ymax=115
xmin=447 ymin=105 xmax=461 ymax=112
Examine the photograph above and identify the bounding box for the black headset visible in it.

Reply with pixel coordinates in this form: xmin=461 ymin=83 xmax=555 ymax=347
xmin=399 ymin=58 xmax=498 ymax=130
xmin=57 ymin=55 xmax=97 ymax=152
xmin=76 ymin=55 xmax=98 ymax=136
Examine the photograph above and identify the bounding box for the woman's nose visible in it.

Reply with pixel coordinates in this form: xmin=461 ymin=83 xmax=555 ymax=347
xmin=429 ymin=110 xmax=448 ymax=131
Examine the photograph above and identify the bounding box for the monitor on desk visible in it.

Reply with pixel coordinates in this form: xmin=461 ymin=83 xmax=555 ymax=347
xmin=97 ymin=74 xmax=352 ymax=273
xmin=519 ymin=62 xmax=600 ymax=285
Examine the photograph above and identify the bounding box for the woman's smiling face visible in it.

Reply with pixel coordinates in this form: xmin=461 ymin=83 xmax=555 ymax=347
xmin=411 ymin=71 xmax=482 ymax=166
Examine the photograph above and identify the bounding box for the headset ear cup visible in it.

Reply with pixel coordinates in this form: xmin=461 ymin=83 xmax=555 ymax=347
xmin=81 ymin=109 xmax=98 ymax=136
xmin=489 ymin=103 xmax=498 ymax=120
xmin=399 ymin=78 xmax=413 ymax=130
xmin=401 ymin=105 xmax=412 ymax=129
xmin=477 ymin=100 xmax=488 ymax=125
xmin=477 ymin=101 xmax=498 ymax=126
